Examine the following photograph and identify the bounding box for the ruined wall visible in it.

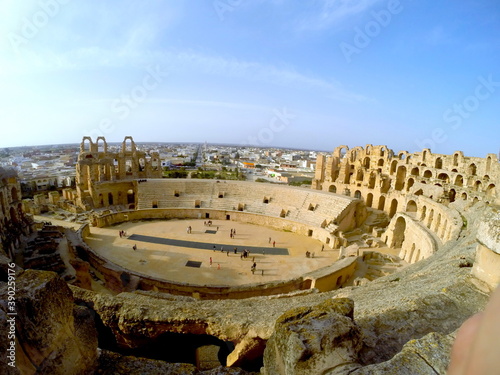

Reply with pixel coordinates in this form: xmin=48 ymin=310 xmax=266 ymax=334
xmin=75 ymin=136 xmax=161 ymax=210
xmin=313 ymin=145 xmax=498 ymax=263
xmin=0 ymin=168 xmax=34 ymax=259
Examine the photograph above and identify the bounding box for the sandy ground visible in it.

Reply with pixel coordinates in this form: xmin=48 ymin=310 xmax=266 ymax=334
xmin=83 ymin=219 xmax=340 ymax=287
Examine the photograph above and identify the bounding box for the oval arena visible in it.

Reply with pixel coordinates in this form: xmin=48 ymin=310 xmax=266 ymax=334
xmin=76 ymin=178 xmax=365 ymax=299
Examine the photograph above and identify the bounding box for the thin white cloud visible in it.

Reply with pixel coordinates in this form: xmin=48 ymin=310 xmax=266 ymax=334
xmin=298 ymin=0 xmax=384 ymax=30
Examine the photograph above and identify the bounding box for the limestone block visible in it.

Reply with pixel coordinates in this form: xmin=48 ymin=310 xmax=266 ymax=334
xmin=351 ymin=331 xmax=454 ymax=375
xmin=262 ymin=298 xmax=362 ymax=375
xmin=0 ymin=270 xmax=98 ymax=375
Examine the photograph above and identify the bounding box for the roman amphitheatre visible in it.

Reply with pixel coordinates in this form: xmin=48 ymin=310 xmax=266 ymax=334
xmin=1 ymin=135 xmax=499 ymax=374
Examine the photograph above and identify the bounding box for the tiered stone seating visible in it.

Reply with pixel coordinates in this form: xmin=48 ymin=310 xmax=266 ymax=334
xmin=136 ymin=179 xmax=355 ymax=230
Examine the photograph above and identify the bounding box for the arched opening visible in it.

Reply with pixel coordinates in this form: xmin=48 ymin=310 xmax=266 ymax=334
xmin=392 ymin=216 xmax=406 ymax=248
xmin=486 ymin=156 xmax=492 ymax=173
xmin=11 ymin=187 xmax=19 ymax=202
xmin=356 ymin=169 xmax=364 ymax=181
xmin=415 ymin=189 xmax=423 ymax=196
xmin=461 ymin=192 xmax=468 ymax=200
xmin=406 ymin=178 xmax=415 ymax=192
xmin=108 ymin=193 xmax=114 ymax=205
xmin=437 ymin=173 xmax=449 ymax=183
xmin=468 ymin=163 xmax=477 ymax=176
xmin=406 ymin=200 xmax=417 ymax=212
xmin=138 ymin=158 xmax=146 ymax=172
xmin=449 ymin=189 xmax=456 ymax=203
xmin=389 ymin=199 xmax=398 ymax=218
xmin=486 ymin=184 xmax=496 ymax=197
xmin=127 ymin=189 xmax=135 ymax=204
xmin=423 ymin=170 xmax=432 ymax=178
xmin=435 ymin=157 xmax=443 ymax=169
xmin=377 ymin=159 xmax=384 ymax=167
xmin=427 ymin=209 xmax=434 ymax=229
xmin=378 ymin=196 xmax=386 ymax=211
xmin=411 ymin=167 xmax=419 ymax=176
xmin=474 ymin=180 xmax=482 ymax=191
xmin=453 ymin=153 xmax=459 ymax=166
xmin=420 ymin=205 xmax=427 ymax=221
xmin=390 ymin=160 xmax=398 ymax=175
xmin=368 ymin=172 xmax=376 ymax=189
xmin=454 ymin=175 xmax=463 ymax=187
xmin=354 ymin=190 xmax=362 ymax=199
xmin=98 ymin=193 xmax=104 ymax=207
xmin=366 ymin=193 xmax=373 ymax=208
xmin=395 ymin=166 xmax=407 ymax=191
xmin=363 ymin=157 xmax=370 ymax=169
xmin=97 ymin=137 xmax=106 ymax=153
xmin=329 ymin=185 xmax=337 ymax=193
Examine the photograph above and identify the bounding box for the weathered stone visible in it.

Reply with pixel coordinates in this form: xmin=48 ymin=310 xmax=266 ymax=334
xmin=262 ymin=298 xmax=362 ymax=375
xmin=0 ymin=270 xmax=98 ymax=375
xmin=352 ymin=331 xmax=455 ymax=374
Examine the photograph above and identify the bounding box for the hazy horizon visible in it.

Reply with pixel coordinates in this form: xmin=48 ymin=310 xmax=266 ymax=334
xmin=1 ymin=1 xmax=499 ymax=157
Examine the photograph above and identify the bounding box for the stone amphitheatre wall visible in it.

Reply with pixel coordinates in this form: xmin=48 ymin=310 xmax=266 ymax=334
xmin=75 ymin=222 xmax=358 ymax=299
xmin=314 ymin=144 xmax=499 ymax=264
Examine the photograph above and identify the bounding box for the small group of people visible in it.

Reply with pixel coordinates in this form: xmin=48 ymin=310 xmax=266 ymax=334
xmin=186 ymin=226 xmax=192 ymax=234
xmin=305 ymin=251 xmax=315 ymax=258
xmin=268 ymin=237 xmax=276 ymax=247
xmin=241 ymin=249 xmax=250 ymax=259
xmin=230 ymin=228 xmax=237 ymax=238
xmin=119 ymin=230 xmax=127 ymax=238
xmin=204 ymin=220 xmax=213 ymax=226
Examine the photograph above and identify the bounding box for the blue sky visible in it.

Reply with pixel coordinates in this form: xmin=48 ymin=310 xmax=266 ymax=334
xmin=0 ymin=0 xmax=499 ymax=156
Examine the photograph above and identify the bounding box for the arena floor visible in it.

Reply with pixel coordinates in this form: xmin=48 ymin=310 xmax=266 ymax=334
xmin=83 ymin=219 xmax=340 ymax=286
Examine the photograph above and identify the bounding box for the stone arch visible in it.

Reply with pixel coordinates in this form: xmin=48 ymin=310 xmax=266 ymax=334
xmin=434 ymin=213 xmax=441 ymax=233
xmin=329 ymin=185 xmax=337 ymax=193
xmin=389 ymin=199 xmax=398 ymax=218
xmin=81 ymin=136 xmax=93 ymax=152
xmin=108 ymin=192 xmax=114 ymax=205
xmin=437 ymin=173 xmax=450 ymax=183
xmin=474 ymin=180 xmax=482 ymax=191
xmin=453 ymin=153 xmax=460 ymax=166
xmin=454 ymin=175 xmax=464 ymax=187
xmin=420 ymin=205 xmax=427 ymax=221
xmin=354 ymin=190 xmax=362 ymax=199
xmin=368 ymin=172 xmax=376 ymax=189
xmin=411 ymin=167 xmax=419 ymax=176
xmin=395 ymin=166 xmax=407 ymax=191
xmin=406 ymin=178 xmax=415 ymax=192
xmin=415 ymin=189 xmax=423 ymax=196
xmin=461 ymin=192 xmax=467 ymax=200
xmin=468 ymin=163 xmax=477 ymax=176
xmin=449 ymin=189 xmax=456 ymax=203
xmin=406 ymin=200 xmax=417 ymax=212
xmin=435 ymin=157 xmax=443 ymax=169
xmin=423 ymin=170 xmax=433 ymax=178
xmin=96 ymin=137 xmax=107 ymax=153
xmin=486 ymin=184 xmax=495 ymax=196
xmin=427 ymin=209 xmax=434 ymax=229
xmin=378 ymin=196 xmax=386 ymax=211
xmin=392 ymin=216 xmax=406 ymax=248
xmin=138 ymin=158 xmax=146 ymax=172
xmin=127 ymin=189 xmax=135 ymax=204
xmin=122 ymin=136 xmax=135 ymax=153
xmin=356 ymin=169 xmax=364 ymax=182
xmin=11 ymin=186 xmax=19 ymax=202
xmin=390 ymin=160 xmax=398 ymax=175
xmin=366 ymin=193 xmax=373 ymax=207
xmin=377 ymin=159 xmax=384 ymax=167
xmin=486 ymin=156 xmax=492 ymax=173
xmin=363 ymin=157 xmax=370 ymax=169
